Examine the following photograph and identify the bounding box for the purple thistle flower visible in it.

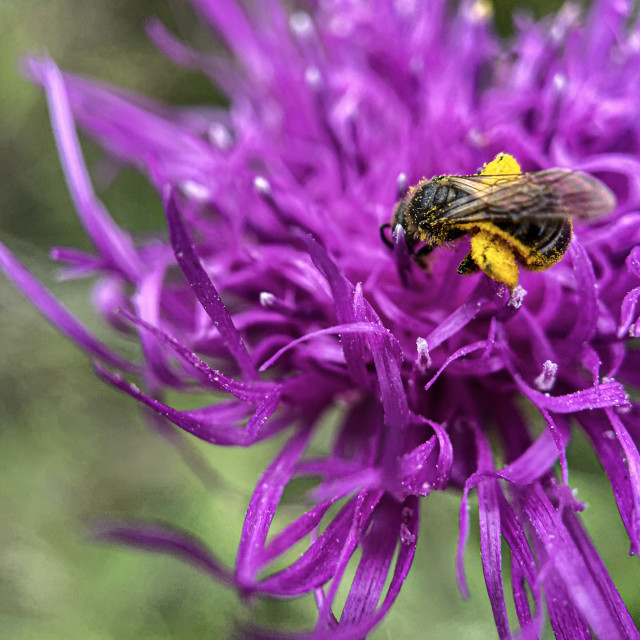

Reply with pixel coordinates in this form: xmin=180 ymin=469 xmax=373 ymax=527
xmin=3 ymin=0 xmax=640 ymax=637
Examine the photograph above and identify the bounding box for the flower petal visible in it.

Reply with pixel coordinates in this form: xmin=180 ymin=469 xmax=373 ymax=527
xmin=0 ymin=241 xmax=138 ymax=373
xmin=28 ymin=57 xmax=142 ymax=281
xmin=165 ymin=189 xmax=258 ymax=380
xmin=92 ymin=520 xmax=233 ymax=586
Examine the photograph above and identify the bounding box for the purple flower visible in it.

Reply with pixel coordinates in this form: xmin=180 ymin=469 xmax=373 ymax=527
xmin=3 ymin=0 xmax=640 ymax=637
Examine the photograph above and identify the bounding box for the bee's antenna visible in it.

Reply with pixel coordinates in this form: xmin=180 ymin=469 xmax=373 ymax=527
xmin=396 ymin=172 xmax=409 ymax=199
xmin=379 ymin=223 xmax=394 ymax=248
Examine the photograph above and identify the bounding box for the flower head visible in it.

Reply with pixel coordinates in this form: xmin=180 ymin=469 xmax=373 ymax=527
xmin=3 ymin=0 xmax=640 ymax=638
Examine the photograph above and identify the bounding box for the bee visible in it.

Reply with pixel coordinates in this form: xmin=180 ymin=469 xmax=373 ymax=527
xmin=381 ymin=154 xmax=616 ymax=291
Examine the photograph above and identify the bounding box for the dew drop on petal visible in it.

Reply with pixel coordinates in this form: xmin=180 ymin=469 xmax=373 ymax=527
xmin=254 ymin=176 xmax=271 ymax=195
xmin=208 ymin=123 xmax=232 ymax=150
xmin=304 ymin=66 xmax=322 ymax=88
xmin=553 ymin=73 xmax=567 ymax=92
xmin=289 ymin=11 xmax=313 ymax=37
xmin=260 ymin=292 xmax=276 ymax=307
xmin=180 ymin=180 xmax=210 ymax=203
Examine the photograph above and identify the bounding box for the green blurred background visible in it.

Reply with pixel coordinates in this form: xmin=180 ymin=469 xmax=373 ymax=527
xmin=1 ymin=1 xmax=637 ymax=639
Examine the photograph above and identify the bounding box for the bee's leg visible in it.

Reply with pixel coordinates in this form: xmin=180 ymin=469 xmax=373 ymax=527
xmin=457 ymin=253 xmax=480 ymax=275
xmin=413 ymin=244 xmax=434 ymax=270
xmin=469 ymin=230 xmax=519 ymax=291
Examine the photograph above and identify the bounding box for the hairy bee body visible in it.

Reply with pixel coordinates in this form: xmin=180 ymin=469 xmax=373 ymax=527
xmin=402 ymin=175 xmax=574 ymax=269
xmin=396 ymin=181 xmax=467 ymax=241
xmin=487 ymin=212 xmax=572 ymax=268
xmin=385 ymin=155 xmax=615 ymax=291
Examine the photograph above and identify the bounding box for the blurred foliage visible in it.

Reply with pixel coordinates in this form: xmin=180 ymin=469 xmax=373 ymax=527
xmin=492 ymin=0 xmax=564 ymax=34
xmin=0 ymin=1 xmax=636 ymax=639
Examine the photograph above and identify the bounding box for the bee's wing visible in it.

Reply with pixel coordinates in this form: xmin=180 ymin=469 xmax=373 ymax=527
xmin=443 ymin=169 xmax=615 ymax=224
xmin=544 ymin=170 xmax=616 ymax=219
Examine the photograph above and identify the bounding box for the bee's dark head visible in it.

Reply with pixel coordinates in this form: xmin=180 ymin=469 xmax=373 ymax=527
xmin=391 ymin=198 xmax=409 ymax=231
xmin=380 ymin=200 xmax=405 ymax=250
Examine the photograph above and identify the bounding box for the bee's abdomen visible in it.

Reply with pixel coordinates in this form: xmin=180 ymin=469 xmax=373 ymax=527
xmin=499 ymin=218 xmax=572 ymax=266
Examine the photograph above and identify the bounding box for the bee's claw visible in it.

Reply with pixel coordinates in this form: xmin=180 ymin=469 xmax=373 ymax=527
xmin=457 ymin=253 xmax=480 ymax=275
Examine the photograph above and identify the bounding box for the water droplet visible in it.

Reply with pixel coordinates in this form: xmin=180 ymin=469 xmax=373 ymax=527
xmin=208 ymin=123 xmax=232 ymax=149
xmin=289 ymin=11 xmax=313 ymax=36
xmin=180 ymin=180 xmax=210 ymax=202
xmin=552 ymin=73 xmax=567 ymax=92
xmin=254 ymin=175 xmax=271 ymax=195
xmin=260 ymin=292 xmax=276 ymax=307
xmin=304 ymin=66 xmax=321 ymax=88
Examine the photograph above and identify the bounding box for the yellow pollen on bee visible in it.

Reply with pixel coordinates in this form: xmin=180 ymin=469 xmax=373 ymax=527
xmin=469 ymin=229 xmax=519 ymax=291
xmin=460 ymin=217 xmax=570 ymax=291
xmin=480 ymin=153 xmax=522 ymax=179
xmin=392 ymin=151 xmax=577 ymax=292
xmin=466 ymin=154 xmax=524 ymax=291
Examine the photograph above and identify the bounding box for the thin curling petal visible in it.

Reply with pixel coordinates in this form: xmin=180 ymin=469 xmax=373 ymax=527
xmin=118 ymin=308 xmax=274 ymax=401
xmin=566 ymin=238 xmax=599 ymax=346
xmin=578 ymin=411 xmax=640 ymax=554
xmin=145 ymin=18 xmax=239 ymax=94
xmin=478 ymin=477 xmax=509 ymax=638
xmin=235 ymin=424 xmax=315 ymax=590
xmin=498 ymin=494 xmax=543 ymax=636
xmin=165 ymin=189 xmax=258 ymax=380
xmin=564 ymin=511 xmax=640 ymax=639
xmin=519 ymin=484 xmax=640 ymax=640
xmin=515 ymin=378 xmax=629 ymax=414
xmin=605 ymin=408 xmax=640 ymax=552
xmin=95 ymin=364 xmax=282 ymax=446
xmin=315 ymin=491 xmax=371 ymax=630
xmin=618 ymin=286 xmax=640 ymax=338
xmin=0 ymin=241 xmax=138 ymax=373
xmin=258 ymin=321 xmax=394 ymax=372
xmin=92 ymin=520 xmax=234 ymax=586
xmin=260 ymin=500 xmax=338 ymax=567
xmin=191 ymin=0 xmax=269 ymax=80
xmin=27 ymin=57 xmax=222 ymax=190
xmin=302 ymin=234 xmax=373 ymax=390
xmin=29 ymin=57 xmax=142 ymax=282
xmin=340 ymin=497 xmax=416 ymax=625
xmin=134 ymin=265 xmax=187 ymax=387
xmin=245 ymin=496 xmax=419 ymax=640
xmin=474 ymin=426 xmax=510 ymax=639
xmin=257 ymin=492 xmax=382 ymax=597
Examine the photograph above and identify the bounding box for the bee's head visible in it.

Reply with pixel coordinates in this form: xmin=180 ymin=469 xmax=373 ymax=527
xmin=391 ymin=198 xmax=408 ymax=231
xmin=380 ymin=200 xmax=405 ymax=250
